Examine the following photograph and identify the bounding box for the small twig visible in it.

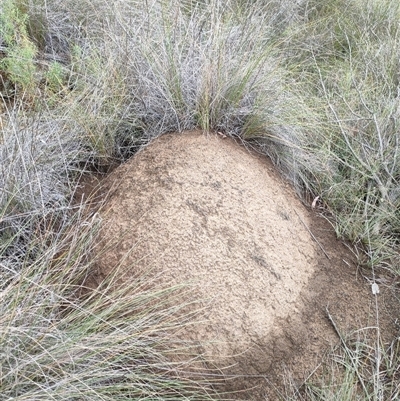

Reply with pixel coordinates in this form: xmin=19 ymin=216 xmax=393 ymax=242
xmin=326 ymin=307 xmax=347 ymax=348
xmin=294 ymin=209 xmax=330 ymax=260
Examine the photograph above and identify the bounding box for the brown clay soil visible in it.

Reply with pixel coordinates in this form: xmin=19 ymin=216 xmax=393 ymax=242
xmin=78 ymin=130 xmax=398 ymax=400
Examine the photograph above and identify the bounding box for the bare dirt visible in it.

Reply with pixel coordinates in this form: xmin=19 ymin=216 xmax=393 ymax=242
xmin=80 ymin=130 xmax=398 ymax=400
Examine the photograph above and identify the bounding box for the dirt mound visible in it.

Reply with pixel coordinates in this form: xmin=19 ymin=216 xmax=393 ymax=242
xmin=87 ymin=131 xmax=396 ymax=399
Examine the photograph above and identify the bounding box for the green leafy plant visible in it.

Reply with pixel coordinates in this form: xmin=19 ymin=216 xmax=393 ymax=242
xmin=45 ymin=61 xmax=66 ymax=93
xmin=0 ymin=0 xmax=38 ymax=94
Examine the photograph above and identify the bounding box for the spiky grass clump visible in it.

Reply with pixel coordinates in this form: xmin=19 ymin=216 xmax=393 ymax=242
xmin=0 ymin=207 xmax=220 ymax=400
xmin=39 ymin=0 xmax=306 ymax=154
xmin=287 ymin=319 xmax=400 ymax=401
xmin=276 ymin=0 xmax=400 ymax=271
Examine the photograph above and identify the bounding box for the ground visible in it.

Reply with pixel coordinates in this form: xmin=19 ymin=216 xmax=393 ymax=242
xmin=76 ymin=130 xmax=397 ymax=400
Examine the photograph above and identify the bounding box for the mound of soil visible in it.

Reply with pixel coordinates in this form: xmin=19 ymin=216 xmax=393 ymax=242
xmin=85 ymin=131 xmax=396 ymax=399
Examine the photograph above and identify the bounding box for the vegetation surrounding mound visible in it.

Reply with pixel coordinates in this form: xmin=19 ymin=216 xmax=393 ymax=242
xmin=1 ymin=0 xmax=399 ymax=399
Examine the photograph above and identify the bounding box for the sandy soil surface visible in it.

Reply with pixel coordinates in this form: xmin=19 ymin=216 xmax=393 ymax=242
xmin=79 ymin=131 xmax=397 ymax=400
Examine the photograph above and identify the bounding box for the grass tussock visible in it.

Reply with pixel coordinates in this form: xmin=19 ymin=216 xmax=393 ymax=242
xmin=287 ymin=321 xmax=400 ymax=401
xmin=1 ymin=0 xmax=400 ymax=399
xmin=280 ymin=0 xmax=400 ymax=272
xmin=1 ymin=211 xmax=220 ymax=400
